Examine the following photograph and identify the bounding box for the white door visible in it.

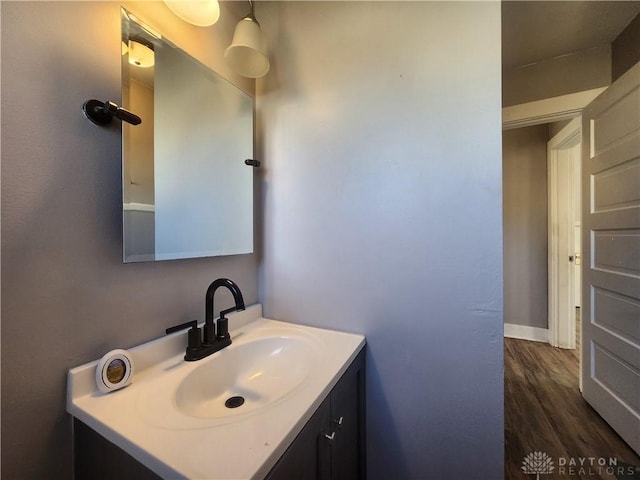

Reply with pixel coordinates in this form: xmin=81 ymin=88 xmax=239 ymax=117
xmin=548 ymin=119 xmax=581 ymax=349
xmin=574 ymin=223 xmax=582 ymax=307
xmin=581 ymin=61 xmax=640 ymax=455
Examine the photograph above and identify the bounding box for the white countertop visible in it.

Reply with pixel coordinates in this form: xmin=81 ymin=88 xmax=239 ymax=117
xmin=67 ymin=305 xmax=365 ymax=479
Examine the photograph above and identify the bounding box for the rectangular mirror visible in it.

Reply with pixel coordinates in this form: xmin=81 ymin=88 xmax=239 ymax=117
xmin=121 ymin=8 xmax=253 ymax=263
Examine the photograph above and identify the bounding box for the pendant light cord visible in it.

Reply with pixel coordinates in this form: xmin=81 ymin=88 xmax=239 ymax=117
xmin=245 ymin=0 xmax=259 ymax=25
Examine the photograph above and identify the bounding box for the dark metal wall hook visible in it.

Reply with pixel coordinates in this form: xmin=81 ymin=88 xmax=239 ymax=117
xmin=82 ymin=99 xmax=142 ymax=126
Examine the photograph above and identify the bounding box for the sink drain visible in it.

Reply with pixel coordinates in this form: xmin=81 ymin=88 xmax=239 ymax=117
xmin=225 ymin=396 xmax=245 ymax=409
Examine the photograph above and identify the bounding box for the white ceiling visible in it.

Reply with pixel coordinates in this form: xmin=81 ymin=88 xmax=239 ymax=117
xmin=502 ymin=1 xmax=640 ymax=69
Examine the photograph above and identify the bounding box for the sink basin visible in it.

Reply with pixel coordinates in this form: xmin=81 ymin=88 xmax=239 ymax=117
xmin=134 ymin=327 xmax=323 ymax=429
xmin=175 ymin=336 xmax=313 ymax=419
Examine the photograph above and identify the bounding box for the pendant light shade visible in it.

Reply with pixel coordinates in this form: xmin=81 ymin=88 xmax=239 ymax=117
xmin=225 ymin=16 xmax=270 ymax=78
xmin=163 ymin=0 xmax=220 ymax=27
xmin=128 ymin=40 xmax=155 ymax=68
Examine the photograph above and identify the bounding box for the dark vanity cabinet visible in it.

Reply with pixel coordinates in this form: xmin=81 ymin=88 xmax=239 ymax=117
xmin=74 ymin=419 xmax=163 ymax=480
xmin=266 ymin=348 xmax=366 ymax=480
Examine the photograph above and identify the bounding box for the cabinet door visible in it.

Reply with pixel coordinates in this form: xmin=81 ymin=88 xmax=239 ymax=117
xmin=329 ymin=350 xmax=366 ymax=480
xmin=74 ymin=419 xmax=162 ymax=480
xmin=265 ymin=397 xmax=331 ymax=480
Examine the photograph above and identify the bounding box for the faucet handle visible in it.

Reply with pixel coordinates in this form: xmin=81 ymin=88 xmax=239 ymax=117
xmin=216 ymin=307 xmax=238 ymax=340
xmin=217 ymin=315 xmax=229 ymax=340
xmin=166 ymin=319 xmax=198 ymax=334
xmin=166 ymin=320 xmax=202 ymax=352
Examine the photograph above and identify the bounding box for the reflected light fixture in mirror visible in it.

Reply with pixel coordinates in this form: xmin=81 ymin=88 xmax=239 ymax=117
xmin=162 ymin=0 xmax=220 ymax=27
xmin=225 ymin=0 xmax=270 ymax=78
xmin=128 ymin=40 xmax=155 ymax=68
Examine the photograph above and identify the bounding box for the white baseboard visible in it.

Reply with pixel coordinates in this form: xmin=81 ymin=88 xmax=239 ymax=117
xmin=504 ymin=323 xmax=549 ymax=343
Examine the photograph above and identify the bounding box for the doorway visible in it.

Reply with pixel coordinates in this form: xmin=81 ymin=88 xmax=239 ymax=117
xmin=547 ymin=117 xmax=582 ymax=352
xmin=502 ymin=89 xmax=604 ymax=349
xmin=502 ymin=116 xmax=584 ymax=351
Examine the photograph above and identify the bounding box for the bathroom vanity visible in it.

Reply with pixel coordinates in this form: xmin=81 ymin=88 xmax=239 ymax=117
xmin=67 ymin=305 xmax=366 ymax=479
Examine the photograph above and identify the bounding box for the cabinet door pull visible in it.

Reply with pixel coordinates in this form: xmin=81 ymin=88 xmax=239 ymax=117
xmin=333 ymin=417 xmax=344 ymax=426
xmin=324 ymin=432 xmax=336 ymax=441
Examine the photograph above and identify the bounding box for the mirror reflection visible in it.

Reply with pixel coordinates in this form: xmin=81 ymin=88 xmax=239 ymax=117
xmin=121 ymin=8 xmax=254 ymax=263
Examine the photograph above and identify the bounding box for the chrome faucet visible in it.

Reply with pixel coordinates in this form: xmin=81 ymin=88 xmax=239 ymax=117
xmin=166 ymin=278 xmax=245 ymax=361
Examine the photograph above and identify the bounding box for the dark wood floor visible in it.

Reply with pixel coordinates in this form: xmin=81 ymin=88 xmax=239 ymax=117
xmin=505 ymin=337 xmax=640 ymax=480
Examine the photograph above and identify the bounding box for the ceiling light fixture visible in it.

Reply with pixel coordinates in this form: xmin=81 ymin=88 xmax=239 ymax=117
xmin=128 ymin=40 xmax=155 ymax=68
xmin=224 ymin=0 xmax=270 ymax=78
xmin=162 ymin=0 xmax=220 ymax=27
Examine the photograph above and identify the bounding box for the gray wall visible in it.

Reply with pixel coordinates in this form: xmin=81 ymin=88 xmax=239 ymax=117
xmin=502 ymin=45 xmax=611 ymax=106
xmin=257 ymin=2 xmax=504 ymax=479
xmin=612 ymin=13 xmax=640 ymax=82
xmin=1 ymin=2 xmax=258 ymax=479
xmin=502 ymin=126 xmax=549 ymax=329
xmin=503 ymin=10 xmax=640 ymax=106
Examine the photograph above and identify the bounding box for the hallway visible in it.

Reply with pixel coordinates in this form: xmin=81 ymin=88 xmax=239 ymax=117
xmin=505 ymin=338 xmax=640 ymax=479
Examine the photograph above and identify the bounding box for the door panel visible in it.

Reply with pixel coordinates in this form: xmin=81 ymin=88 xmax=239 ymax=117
xmin=591 ymin=87 xmax=640 ymax=154
xmin=591 ymin=157 xmax=640 ymax=212
xmin=582 ymin=62 xmax=640 ymax=455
